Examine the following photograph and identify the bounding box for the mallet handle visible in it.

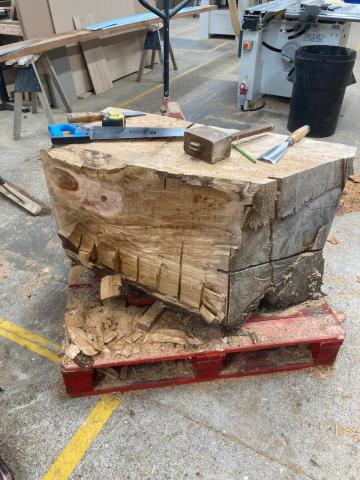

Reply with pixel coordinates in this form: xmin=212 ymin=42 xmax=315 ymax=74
xmin=231 ymin=124 xmax=274 ymax=142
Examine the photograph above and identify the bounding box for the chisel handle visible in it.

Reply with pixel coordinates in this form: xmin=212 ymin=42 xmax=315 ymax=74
xmin=290 ymin=125 xmax=310 ymax=144
xmin=230 ymin=124 xmax=274 ymax=142
xmin=67 ymin=112 xmax=104 ymax=124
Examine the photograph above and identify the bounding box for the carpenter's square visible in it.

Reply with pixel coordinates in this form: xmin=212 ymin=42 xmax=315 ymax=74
xmin=48 ymin=123 xmax=185 ymax=145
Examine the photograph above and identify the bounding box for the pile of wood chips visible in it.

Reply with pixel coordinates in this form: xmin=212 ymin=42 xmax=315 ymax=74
xmin=63 ymin=275 xmax=204 ymax=367
xmin=339 ymin=174 xmax=360 ymax=213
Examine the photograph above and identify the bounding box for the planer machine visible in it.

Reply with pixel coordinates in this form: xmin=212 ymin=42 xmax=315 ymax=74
xmin=238 ymin=0 xmax=360 ymax=110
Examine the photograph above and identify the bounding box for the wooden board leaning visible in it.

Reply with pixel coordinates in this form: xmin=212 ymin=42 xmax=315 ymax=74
xmin=0 ymin=5 xmax=217 ymax=63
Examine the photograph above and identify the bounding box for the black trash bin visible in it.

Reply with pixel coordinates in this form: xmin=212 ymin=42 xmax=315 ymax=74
xmin=287 ymin=45 xmax=356 ymax=137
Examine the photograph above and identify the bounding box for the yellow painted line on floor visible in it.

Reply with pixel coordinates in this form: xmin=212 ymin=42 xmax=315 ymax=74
xmin=207 ymin=40 xmax=231 ymax=53
xmin=118 ymin=40 xmax=231 ymax=108
xmin=0 ymin=320 xmax=122 ymax=478
xmin=43 ymin=394 xmax=122 ymax=480
xmin=0 ymin=325 xmax=60 ymax=364
xmin=0 ymin=318 xmax=59 ymax=351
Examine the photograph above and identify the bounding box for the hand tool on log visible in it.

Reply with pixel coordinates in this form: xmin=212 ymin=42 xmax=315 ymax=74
xmin=48 ymin=123 xmax=185 ymax=145
xmin=0 ymin=177 xmax=42 ymax=215
xmin=67 ymin=110 xmax=146 ymax=125
xmin=259 ymin=125 xmax=310 ymax=164
xmin=184 ymin=124 xmax=274 ymax=163
xmin=232 ymin=144 xmax=257 ymax=163
xmin=137 ymin=0 xmax=193 ymax=116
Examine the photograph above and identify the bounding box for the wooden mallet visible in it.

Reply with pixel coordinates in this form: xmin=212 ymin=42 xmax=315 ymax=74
xmin=184 ymin=124 xmax=274 ymax=164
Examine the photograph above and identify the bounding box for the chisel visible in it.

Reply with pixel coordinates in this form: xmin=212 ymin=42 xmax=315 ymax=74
xmin=259 ymin=125 xmax=310 ymax=164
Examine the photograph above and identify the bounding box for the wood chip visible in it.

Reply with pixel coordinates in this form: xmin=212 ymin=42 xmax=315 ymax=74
xmin=104 ymin=330 xmax=118 ymax=344
xmin=67 ymin=325 xmax=99 ymax=356
xmin=121 ymin=344 xmax=134 ymax=357
xmin=136 ymin=301 xmax=166 ymax=331
xmin=335 ymin=311 xmax=347 ymax=323
xmin=349 ymin=174 xmax=360 ymax=183
xmin=100 ymin=274 xmax=122 ymax=300
xmin=145 ymin=328 xmax=189 ymax=345
xmin=327 ymin=236 xmax=339 ymax=245
xmin=64 ymin=343 xmax=80 ymax=360
xmin=125 ymin=331 xmax=143 ymax=344
xmin=199 ymin=305 xmax=220 ymax=325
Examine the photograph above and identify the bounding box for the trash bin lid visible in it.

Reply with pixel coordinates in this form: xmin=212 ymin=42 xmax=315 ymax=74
xmin=296 ymin=45 xmax=357 ymax=63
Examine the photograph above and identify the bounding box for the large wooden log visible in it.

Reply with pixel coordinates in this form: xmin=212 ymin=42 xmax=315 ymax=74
xmin=41 ymin=109 xmax=356 ymax=328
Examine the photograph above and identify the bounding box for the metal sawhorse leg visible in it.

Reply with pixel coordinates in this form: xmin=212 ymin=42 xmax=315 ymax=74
xmin=137 ymin=24 xmax=177 ymax=82
xmin=11 ymin=55 xmax=72 ymax=140
xmin=0 ymin=64 xmax=29 ymax=112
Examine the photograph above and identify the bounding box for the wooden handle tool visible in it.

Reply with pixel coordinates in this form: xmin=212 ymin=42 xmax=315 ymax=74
xmin=231 ymin=124 xmax=274 ymax=142
xmin=184 ymin=124 xmax=274 ymax=164
xmin=259 ymin=125 xmax=310 ymax=165
xmin=67 ymin=112 xmax=104 ymax=124
xmin=289 ymin=125 xmax=310 ymax=145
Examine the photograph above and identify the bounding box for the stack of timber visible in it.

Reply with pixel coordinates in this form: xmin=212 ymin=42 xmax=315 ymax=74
xmin=41 ymin=109 xmax=357 ymax=328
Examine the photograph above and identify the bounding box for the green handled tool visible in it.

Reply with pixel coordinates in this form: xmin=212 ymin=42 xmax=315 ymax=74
xmin=232 ymin=144 xmax=257 ymax=163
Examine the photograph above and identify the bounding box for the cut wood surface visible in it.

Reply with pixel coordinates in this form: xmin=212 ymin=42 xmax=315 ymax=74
xmin=0 ymin=5 xmax=217 ymax=63
xmin=136 ymin=301 xmax=166 ymax=331
xmin=100 ymin=274 xmax=122 ymax=300
xmin=42 ymin=108 xmax=357 ymax=327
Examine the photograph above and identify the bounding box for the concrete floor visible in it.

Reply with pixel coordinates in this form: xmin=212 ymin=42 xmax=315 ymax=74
xmin=0 ymin=17 xmax=360 ymax=480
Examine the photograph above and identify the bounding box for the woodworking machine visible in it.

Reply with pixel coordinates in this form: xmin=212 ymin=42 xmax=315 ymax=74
xmin=238 ymin=0 xmax=360 ymax=109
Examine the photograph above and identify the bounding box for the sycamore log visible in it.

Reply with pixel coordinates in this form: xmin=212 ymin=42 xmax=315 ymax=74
xmin=42 ymin=110 xmax=356 ymax=327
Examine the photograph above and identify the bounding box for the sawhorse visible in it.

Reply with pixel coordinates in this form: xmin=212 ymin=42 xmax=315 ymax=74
xmin=137 ymin=24 xmax=177 ymax=82
xmin=2 ymin=54 xmax=73 ymax=140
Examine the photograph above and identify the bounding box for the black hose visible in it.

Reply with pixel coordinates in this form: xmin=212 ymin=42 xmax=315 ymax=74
xmin=288 ymin=24 xmax=311 ymax=40
xmin=262 ymin=41 xmax=281 ymax=53
xmin=241 ymin=100 xmax=266 ymax=112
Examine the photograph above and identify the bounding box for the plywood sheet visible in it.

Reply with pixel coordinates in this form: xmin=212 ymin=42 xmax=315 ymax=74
xmin=16 ymin=0 xmax=77 ymax=103
xmin=73 ymin=14 xmax=113 ymax=95
xmin=16 ymin=0 xmax=54 ymax=38
xmin=48 ymin=0 xmax=156 ymax=94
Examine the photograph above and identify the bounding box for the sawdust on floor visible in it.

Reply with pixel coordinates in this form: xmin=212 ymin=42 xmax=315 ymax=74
xmin=339 ymin=178 xmax=360 ymax=214
xmin=21 ymin=266 xmax=51 ymax=297
xmin=0 ymin=255 xmax=9 ymax=280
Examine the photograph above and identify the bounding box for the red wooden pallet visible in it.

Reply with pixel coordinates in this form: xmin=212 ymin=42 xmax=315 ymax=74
xmin=62 ymin=266 xmax=345 ymax=397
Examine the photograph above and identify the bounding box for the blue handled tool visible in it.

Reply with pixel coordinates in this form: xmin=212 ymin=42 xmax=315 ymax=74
xmin=48 ymin=123 xmax=185 ymax=145
xmin=48 ymin=124 xmax=91 ymax=143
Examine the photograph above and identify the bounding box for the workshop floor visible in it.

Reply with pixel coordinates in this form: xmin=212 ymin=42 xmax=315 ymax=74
xmin=0 ymin=18 xmax=359 ymax=480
